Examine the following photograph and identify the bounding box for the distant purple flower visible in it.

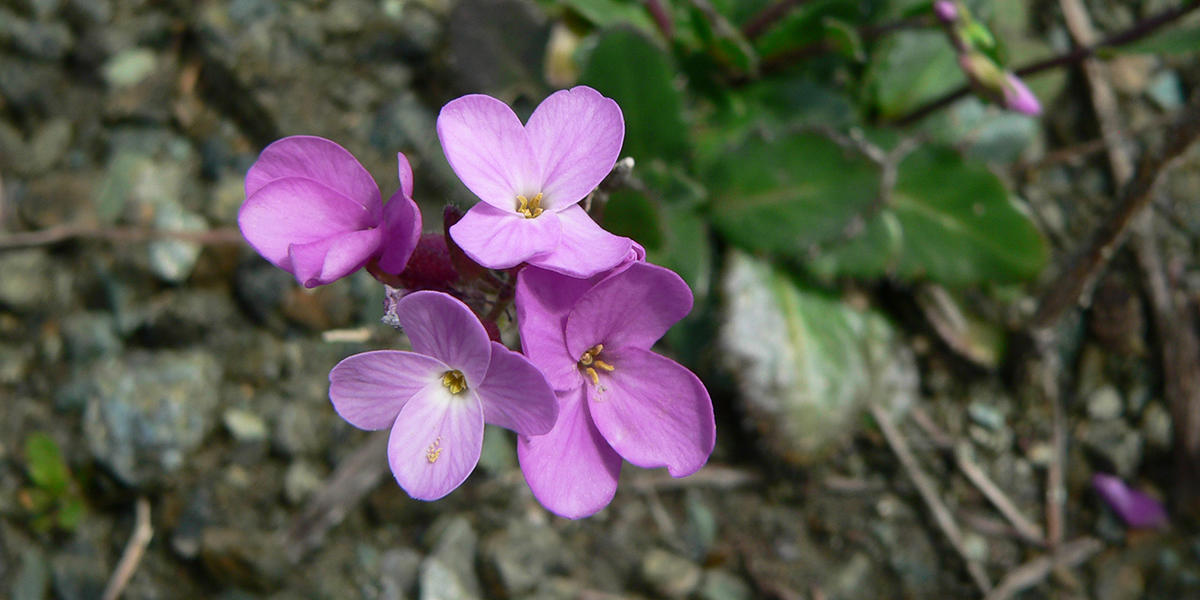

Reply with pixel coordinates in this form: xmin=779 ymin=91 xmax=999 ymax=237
xmin=1002 ymin=73 xmax=1042 ymax=116
xmin=515 ymin=262 xmax=715 ymax=518
xmin=438 ymin=86 xmax=632 ymax=278
xmin=933 ymin=1 xmax=958 ymax=23
xmin=1092 ymin=473 xmax=1168 ymax=529
xmin=240 ymin=136 xmax=421 ymax=287
xmin=329 ymin=291 xmax=558 ymax=500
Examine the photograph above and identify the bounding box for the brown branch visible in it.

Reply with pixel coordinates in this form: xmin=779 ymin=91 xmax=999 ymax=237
xmin=101 ymin=498 xmax=153 ymax=600
xmin=1027 ymin=90 xmax=1200 ymax=330
xmin=0 ymin=224 xmax=243 ymax=251
xmin=983 ymin=537 xmax=1103 ymax=600
xmin=869 ymin=402 xmax=993 ymax=594
xmin=955 ymin=443 xmax=1046 ymax=545
xmin=891 ymin=2 xmax=1200 ymax=127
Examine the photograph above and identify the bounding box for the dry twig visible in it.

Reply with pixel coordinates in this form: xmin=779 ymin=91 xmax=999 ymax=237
xmin=984 ymin=537 xmax=1103 ymax=600
xmin=101 ymin=498 xmax=153 ymax=600
xmin=955 ymin=443 xmax=1045 ymax=545
xmin=869 ymin=402 xmax=993 ymax=594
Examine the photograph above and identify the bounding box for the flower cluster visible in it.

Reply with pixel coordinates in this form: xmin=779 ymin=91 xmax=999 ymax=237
xmin=239 ymin=86 xmax=715 ymax=518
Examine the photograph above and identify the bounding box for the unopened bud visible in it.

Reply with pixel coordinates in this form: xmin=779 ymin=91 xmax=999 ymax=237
xmin=933 ymin=1 xmax=958 ymax=23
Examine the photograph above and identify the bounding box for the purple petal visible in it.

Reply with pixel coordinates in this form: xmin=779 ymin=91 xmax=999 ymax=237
xmin=525 ymin=86 xmax=624 ymax=210
xmin=515 ymin=267 xmax=595 ymax=391
xmin=933 ymin=1 xmax=958 ymax=23
xmin=1092 ymin=473 xmax=1168 ymax=529
xmin=388 ymin=383 xmax=485 ymax=500
xmin=478 ymin=342 xmax=558 ymax=436
xmin=587 ymin=347 xmax=714 ymax=477
xmin=289 ymin=227 xmax=383 ymax=288
xmin=517 ymin=387 xmax=621 ymax=518
xmin=437 ymin=94 xmax=541 ymax=211
xmin=245 ymin=136 xmax=380 ymax=210
xmin=397 ymin=151 xmax=415 ymax=201
xmin=329 ymin=350 xmax=448 ymax=430
xmin=449 ymin=202 xmax=563 ymax=270
xmin=524 ymin=205 xmax=632 ymax=278
xmin=394 ymin=291 xmax=492 ymax=386
xmin=376 ymin=187 xmax=423 ymax=274
xmin=1003 ymin=73 xmax=1042 ymax=116
xmin=564 ymin=262 xmax=693 ymax=359
xmin=239 ymin=177 xmax=379 ymax=272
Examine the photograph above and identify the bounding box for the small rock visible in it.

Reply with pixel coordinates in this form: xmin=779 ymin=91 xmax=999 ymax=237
xmin=0 ymin=11 xmax=73 ymax=60
xmin=967 ymin=402 xmax=1005 ymax=431
xmin=1081 ymin=420 xmax=1144 ymax=478
xmin=0 ymin=249 xmax=69 ymax=313
xmin=283 ymin=460 xmax=323 ymax=505
xmin=698 ymin=569 xmax=753 ymax=600
xmin=1141 ymin=402 xmax=1172 ymax=449
xmin=148 ymin=203 xmax=207 ymax=284
xmin=199 ymin=527 xmax=286 ymax=591
xmin=60 ymin=311 xmax=121 ymax=362
xmin=641 ymin=549 xmax=702 ymax=599
xmin=380 ymin=548 xmax=422 ymax=600
xmin=101 ymin=47 xmax=157 ymax=89
xmin=1088 ymin=386 xmax=1124 ymax=420
xmin=223 ymin=409 xmax=268 ymax=443
xmin=273 ymin=403 xmax=327 ymax=458
xmin=12 ymin=549 xmax=49 ymax=600
xmin=1147 ymin=70 xmax=1184 ymax=111
xmin=421 ymin=516 xmax=481 ymax=600
xmin=481 ymin=519 xmax=567 ymax=596
xmin=80 ymin=350 xmax=223 ymax=486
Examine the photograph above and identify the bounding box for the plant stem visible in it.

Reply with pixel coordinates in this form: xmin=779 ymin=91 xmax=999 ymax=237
xmin=741 ymin=0 xmax=812 ymax=40
xmin=891 ymin=2 xmax=1200 ymax=126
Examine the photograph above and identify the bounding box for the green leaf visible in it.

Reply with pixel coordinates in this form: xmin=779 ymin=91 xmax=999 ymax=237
xmin=707 ymin=131 xmax=880 ymax=256
xmin=719 ymin=251 xmax=917 ymax=463
xmin=580 ymin=29 xmax=690 ymax=164
xmin=867 ymin=30 xmax=965 ymax=119
xmin=55 ymin=497 xmax=85 ymax=532
xmin=556 ymin=0 xmax=656 ymax=32
xmin=814 ymin=146 xmax=1048 ymax=285
xmin=1114 ymin=25 xmax=1200 ymax=56
xmin=24 ymin=433 xmax=69 ymax=495
xmin=604 ymin=189 xmax=665 ymax=248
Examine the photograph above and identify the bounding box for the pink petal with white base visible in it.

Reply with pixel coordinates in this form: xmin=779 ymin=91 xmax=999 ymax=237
xmin=239 ymin=177 xmax=377 ymax=270
xmin=437 ymin=95 xmax=541 ymax=210
xmin=449 ymin=202 xmax=563 ymax=270
xmin=586 ymin=347 xmax=714 ymax=477
xmin=394 ymin=291 xmax=492 ymax=386
xmin=329 ymin=350 xmax=448 ymax=430
xmin=518 ymin=387 xmax=621 ymax=518
xmin=289 ymin=227 xmax=383 ymax=288
xmin=245 ymin=136 xmax=380 ymax=209
xmin=524 ymin=205 xmax=631 ymax=278
xmin=525 ymin=87 xmax=624 ymax=210
xmin=387 ymin=383 xmax=485 ymax=501
xmin=478 ymin=342 xmax=558 ymax=436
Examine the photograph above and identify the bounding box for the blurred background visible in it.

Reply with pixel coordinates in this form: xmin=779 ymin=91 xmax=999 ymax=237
xmin=2 ymin=0 xmax=1200 ymax=598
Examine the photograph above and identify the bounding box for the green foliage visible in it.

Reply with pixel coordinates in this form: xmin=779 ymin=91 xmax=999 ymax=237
xmin=867 ymin=30 xmax=964 ymax=119
xmin=1114 ymin=25 xmax=1200 ymax=56
xmin=580 ymin=29 xmax=690 ymax=165
xmin=21 ymin=433 xmax=85 ymax=533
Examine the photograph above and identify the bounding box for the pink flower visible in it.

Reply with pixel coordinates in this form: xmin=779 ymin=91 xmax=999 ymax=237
xmin=329 ymin=291 xmax=558 ymax=500
xmin=438 ymin=86 xmax=632 ymax=278
xmin=1003 ymin=73 xmax=1042 ymax=116
xmin=1092 ymin=473 xmax=1168 ymax=529
xmin=515 ymin=261 xmax=715 ymax=518
xmin=240 ymin=136 xmax=421 ymax=287
xmin=933 ymin=1 xmax=958 ymax=23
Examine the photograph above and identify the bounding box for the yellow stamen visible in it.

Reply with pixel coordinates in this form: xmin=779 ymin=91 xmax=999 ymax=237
xmin=426 ymin=437 xmax=443 ymax=463
xmin=577 ymin=344 xmax=613 ymax=386
xmin=441 ymin=370 xmax=467 ymax=394
xmin=516 ymin=192 xmax=545 ymax=218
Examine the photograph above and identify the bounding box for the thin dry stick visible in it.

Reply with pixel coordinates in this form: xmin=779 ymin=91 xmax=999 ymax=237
xmin=101 ymin=497 xmax=153 ymax=600
xmin=283 ymin=432 xmax=390 ymax=563
xmin=869 ymin=403 xmax=993 ymax=594
xmin=0 ymin=224 xmax=243 ymax=251
xmin=954 ymin=443 xmax=1045 ymax=545
xmin=1027 ymin=90 xmax=1200 ymax=330
xmin=983 ymin=537 xmax=1103 ymax=600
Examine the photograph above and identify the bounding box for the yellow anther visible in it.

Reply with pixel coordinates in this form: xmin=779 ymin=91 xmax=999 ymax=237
xmin=516 ymin=192 xmax=545 ymax=218
xmin=578 ymin=344 xmax=612 ymax=386
xmin=426 ymin=437 xmax=443 ymax=464
xmin=441 ymin=370 xmax=467 ymax=394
